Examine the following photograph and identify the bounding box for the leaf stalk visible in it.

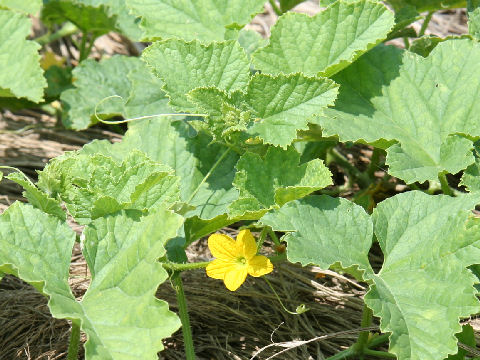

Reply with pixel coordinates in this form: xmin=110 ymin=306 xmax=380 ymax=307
xmin=66 ymin=321 xmax=81 ymax=360
xmin=173 ymin=274 xmax=196 ymax=360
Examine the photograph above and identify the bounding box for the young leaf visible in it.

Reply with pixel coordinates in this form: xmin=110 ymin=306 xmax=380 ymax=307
xmin=260 ymin=195 xmax=374 ymax=278
xmin=468 ymin=0 xmax=480 ymax=39
xmin=0 ymin=0 xmax=41 ymax=14
xmin=142 ymin=39 xmax=250 ymax=112
xmin=320 ymin=40 xmax=480 ymax=183
xmin=252 ymin=0 xmax=395 ymax=77
xmin=229 ymin=147 xmax=332 ymax=218
xmin=6 ymin=172 xmax=66 ymax=220
xmin=245 ymin=73 xmax=339 ymax=147
xmin=125 ymin=0 xmax=266 ymax=42
xmin=0 ymin=10 xmax=46 ymax=102
xmin=366 ymin=191 xmax=480 ymax=360
xmin=0 ymin=202 xmax=183 ymax=359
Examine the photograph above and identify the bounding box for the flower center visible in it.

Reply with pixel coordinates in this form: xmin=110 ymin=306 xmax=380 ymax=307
xmin=236 ymin=256 xmax=247 ymax=265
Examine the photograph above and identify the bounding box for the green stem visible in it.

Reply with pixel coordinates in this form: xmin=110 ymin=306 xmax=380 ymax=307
xmin=79 ymin=33 xmax=90 ymax=61
xmin=66 ymin=321 xmax=81 ymax=360
xmin=403 ymin=37 xmax=410 ymax=49
xmin=328 ymin=147 xmax=370 ymax=188
xmin=419 ymin=11 xmax=434 ymax=37
xmin=269 ymin=0 xmax=282 ymax=15
xmin=35 ymin=22 xmax=79 ymax=46
xmin=438 ymin=171 xmax=454 ymax=196
xmin=367 ymin=148 xmax=383 ymax=179
xmin=257 ymin=227 xmax=268 ymax=252
xmin=363 ymin=349 xmax=396 ymax=358
xmin=325 ymin=347 xmax=355 ymax=360
xmin=353 ymin=304 xmax=373 ymax=354
xmin=163 ymin=261 xmax=210 ymax=272
xmin=173 ymin=275 xmax=196 ymax=360
xmin=267 ymin=227 xmax=281 ymax=247
xmin=186 ymin=148 xmax=231 ymax=204
xmin=368 ymin=333 xmax=390 ymax=348
xmin=264 ymin=277 xmax=308 ymax=315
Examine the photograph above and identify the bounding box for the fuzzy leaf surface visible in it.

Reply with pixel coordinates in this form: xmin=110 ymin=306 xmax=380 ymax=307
xmin=0 ymin=0 xmax=41 ymax=13
xmin=0 ymin=10 xmax=46 ymax=102
xmin=142 ymin=40 xmax=250 ymax=112
xmin=245 ymin=73 xmax=338 ymax=147
xmin=320 ymin=40 xmax=480 ymax=183
xmin=126 ymin=0 xmax=265 ymax=41
xmin=229 ymin=147 xmax=332 ymax=217
xmin=386 ymin=0 xmax=465 ymax=12
xmin=260 ymin=195 xmax=373 ymax=277
xmin=252 ymin=0 xmax=394 ymax=77
xmin=366 ymin=191 xmax=480 ymax=360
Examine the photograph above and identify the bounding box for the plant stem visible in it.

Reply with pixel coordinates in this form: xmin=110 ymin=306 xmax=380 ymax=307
xmin=363 ymin=349 xmax=397 ymax=358
xmin=163 ymin=261 xmax=210 ymax=272
xmin=267 ymin=227 xmax=281 ymax=247
xmin=35 ymin=22 xmax=79 ymax=46
xmin=79 ymin=33 xmax=90 ymax=61
xmin=353 ymin=304 xmax=374 ymax=354
xmin=438 ymin=171 xmax=454 ymax=196
xmin=419 ymin=11 xmax=434 ymax=37
xmin=269 ymin=0 xmax=282 ymax=15
xmin=257 ymin=227 xmax=268 ymax=251
xmin=173 ymin=274 xmax=196 ymax=360
xmin=66 ymin=321 xmax=81 ymax=360
xmin=328 ymin=147 xmax=370 ymax=188
xmin=367 ymin=148 xmax=383 ymax=179
xmin=325 ymin=347 xmax=355 ymax=360
xmin=368 ymin=333 xmax=390 ymax=348
xmin=403 ymin=37 xmax=410 ymax=49
xmin=186 ymin=148 xmax=231 ymax=204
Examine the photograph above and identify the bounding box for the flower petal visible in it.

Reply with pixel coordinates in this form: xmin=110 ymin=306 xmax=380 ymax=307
xmin=206 ymin=259 xmax=235 ymax=280
xmin=247 ymin=255 xmax=274 ymax=277
xmin=208 ymin=233 xmax=237 ymax=260
xmin=236 ymin=229 xmax=257 ymax=260
xmin=224 ymin=267 xmax=248 ymax=291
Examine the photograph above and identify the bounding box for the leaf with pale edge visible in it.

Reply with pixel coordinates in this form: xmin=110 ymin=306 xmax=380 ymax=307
xmin=126 ymin=0 xmax=266 ymax=42
xmin=252 ymin=0 xmax=394 ymax=77
xmin=229 ymin=147 xmax=332 ymax=218
xmin=320 ymin=40 xmax=480 ymax=183
xmin=142 ymin=39 xmax=250 ymax=112
xmin=365 ymin=191 xmax=480 ymax=360
xmin=0 ymin=10 xmax=46 ymax=102
xmin=386 ymin=0 xmax=465 ymax=12
xmin=0 ymin=202 xmax=182 ymax=359
xmin=260 ymin=195 xmax=373 ymax=278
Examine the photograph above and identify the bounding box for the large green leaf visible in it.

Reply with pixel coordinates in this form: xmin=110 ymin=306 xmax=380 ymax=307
xmin=142 ymin=39 xmax=250 ymax=112
xmin=38 ymin=150 xmax=179 ymax=224
xmin=260 ymin=195 xmax=374 ymax=278
xmin=252 ymin=0 xmax=395 ymax=77
xmin=229 ymin=147 xmax=332 ymax=217
xmin=0 ymin=0 xmax=41 ymax=13
xmin=61 ymin=56 xmax=169 ymax=129
xmin=125 ymin=0 xmax=266 ymax=42
xmin=0 ymin=10 xmax=46 ymax=102
xmin=0 ymin=202 xmax=183 ymax=359
xmin=244 ymin=73 xmax=339 ymax=147
xmin=320 ymin=40 xmax=480 ymax=183
xmin=386 ymin=0 xmax=465 ymax=12
xmin=42 ymin=0 xmax=142 ymax=39
xmin=365 ymin=191 xmax=480 ymax=360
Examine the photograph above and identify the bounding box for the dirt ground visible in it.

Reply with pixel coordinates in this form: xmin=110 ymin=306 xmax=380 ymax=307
xmin=0 ymin=2 xmax=475 ymax=359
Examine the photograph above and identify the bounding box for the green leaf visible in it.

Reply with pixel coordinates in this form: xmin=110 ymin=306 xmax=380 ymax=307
xmin=39 ymin=150 xmax=179 ymax=223
xmin=365 ymin=191 xmax=480 ymax=360
xmin=42 ymin=0 xmax=118 ymax=36
xmin=61 ymin=56 xmax=169 ymax=129
xmin=468 ymin=0 xmax=480 ymax=39
xmin=229 ymin=147 xmax=332 ymax=217
xmin=125 ymin=0 xmax=266 ymax=42
xmin=410 ymin=35 xmax=470 ymax=57
xmin=44 ymin=65 xmax=73 ymax=99
xmin=142 ymin=39 xmax=250 ymax=112
xmin=6 ymin=172 xmax=66 ymax=220
xmin=320 ymin=40 xmax=480 ymax=183
xmin=237 ymin=29 xmax=267 ymax=58
xmin=386 ymin=0 xmax=465 ymax=12
xmin=0 ymin=0 xmax=41 ymax=13
xmin=0 ymin=10 xmax=46 ymax=102
xmin=0 ymin=202 xmax=183 ymax=359
xmin=460 ymin=141 xmax=480 ymax=192
xmin=252 ymin=0 xmax=395 ymax=77
xmin=279 ymin=0 xmax=305 ymax=12
xmin=260 ymin=195 xmax=374 ymax=279
xmin=446 ymin=324 xmax=476 ymax=360
xmin=245 ymin=73 xmax=339 ymax=147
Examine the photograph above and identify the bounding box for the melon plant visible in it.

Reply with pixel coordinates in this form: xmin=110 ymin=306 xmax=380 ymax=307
xmin=2 ymin=0 xmax=480 ymax=359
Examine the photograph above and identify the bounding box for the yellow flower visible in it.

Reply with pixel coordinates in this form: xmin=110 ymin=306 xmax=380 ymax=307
xmin=206 ymin=229 xmax=274 ymax=291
